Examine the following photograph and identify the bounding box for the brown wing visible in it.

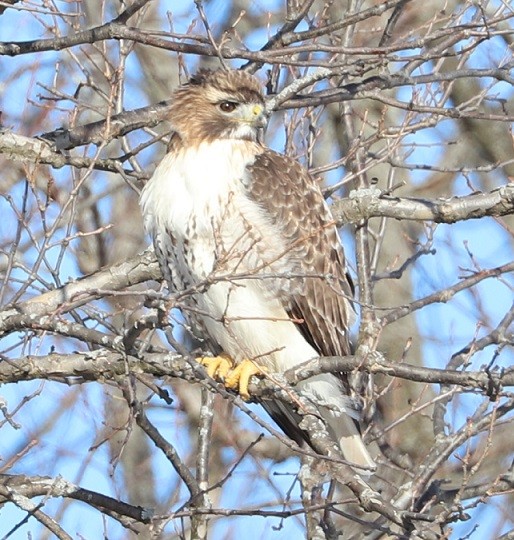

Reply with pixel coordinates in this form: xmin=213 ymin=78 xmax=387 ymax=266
xmin=246 ymin=149 xmax=355 ymax=358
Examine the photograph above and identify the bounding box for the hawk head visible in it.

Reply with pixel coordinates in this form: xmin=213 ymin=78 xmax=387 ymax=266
xmin=168 ymin=69 xmax=267 ymax=144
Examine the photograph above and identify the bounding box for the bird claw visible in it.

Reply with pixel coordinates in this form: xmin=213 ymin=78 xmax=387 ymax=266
xmin=198 ymin=354 xmax=234 ymax=380
xmin=224 ymin=359 xmax=264 ymax=400
xmin=198 ymin=355 xmax=263 ymax=400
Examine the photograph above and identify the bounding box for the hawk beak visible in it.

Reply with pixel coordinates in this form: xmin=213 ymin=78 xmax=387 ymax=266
xmin=250 ymin=104 xmax=268 ymax=129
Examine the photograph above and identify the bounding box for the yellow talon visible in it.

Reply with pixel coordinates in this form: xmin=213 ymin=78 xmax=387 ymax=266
xmin=224 ymin=359 xmax=264 ymax=400
xmin=198 ymin=354 xmax=234 ymax=380
xmin=198 ymin=355 xmax=264 ymax=400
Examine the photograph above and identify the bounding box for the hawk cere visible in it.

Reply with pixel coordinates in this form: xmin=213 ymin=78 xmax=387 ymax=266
xmin=140 ymin=69 xmax=374 ymax=471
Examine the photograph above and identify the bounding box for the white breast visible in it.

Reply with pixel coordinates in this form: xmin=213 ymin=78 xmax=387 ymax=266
xmin=142 ymin=141 xmax=239 ymax=246
xmin=142 ymin=140 xmax=301 ymax=286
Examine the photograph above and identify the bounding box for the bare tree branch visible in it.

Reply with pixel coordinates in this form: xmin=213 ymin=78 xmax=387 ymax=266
xmin=2 ymin=350 xmax=513 ymax=399
xmin=336 ymin=184 xmax=514 ymax=224
xmin=0 ymin=249 xmax=160 ymax=336
xmin=1 ymin=1 xmax=513 ymax=537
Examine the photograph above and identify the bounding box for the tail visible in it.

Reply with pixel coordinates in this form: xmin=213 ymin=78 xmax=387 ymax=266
xmin=261 ymin=373 xmax=375 ymax=474
xmin=323 ymin=407 xmax=376 ymax=473
xmin=300 ymin=374 xmax=376 ymax=474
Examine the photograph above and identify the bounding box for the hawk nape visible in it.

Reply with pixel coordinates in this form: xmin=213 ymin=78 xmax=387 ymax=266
xmin=140 ymin=69 xmax=375 ymax=472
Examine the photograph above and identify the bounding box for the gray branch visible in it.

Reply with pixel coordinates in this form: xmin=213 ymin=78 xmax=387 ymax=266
xmin=2 ymin=349 xmax=512 ymax=395
xmin=336 ymin=184 xmax=514 ymax=224
xmin=0 ymin=129 xmax=147 ymax=177
xmin=0 ymin=473 xmax=152 ymax=523
xmin=0 ymin=249 xmax=160 ymax=337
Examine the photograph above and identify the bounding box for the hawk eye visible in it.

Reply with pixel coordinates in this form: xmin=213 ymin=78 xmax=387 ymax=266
xmin=219 ymin=101 xmax=238 ymax=113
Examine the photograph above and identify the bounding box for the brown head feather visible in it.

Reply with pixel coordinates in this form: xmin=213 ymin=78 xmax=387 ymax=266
xmin=168 ymin=69 xmax=265 ymax=145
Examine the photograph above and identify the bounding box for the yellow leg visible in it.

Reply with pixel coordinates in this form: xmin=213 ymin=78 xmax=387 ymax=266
xmin=198 ymin=354 xmax=234 ymax=380
xmin=224 ymin=359 xmax=264 ymax=400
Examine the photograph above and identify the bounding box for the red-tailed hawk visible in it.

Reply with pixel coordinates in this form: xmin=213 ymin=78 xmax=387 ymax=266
xmin=140 ymin=69 xmax=374 ymax=471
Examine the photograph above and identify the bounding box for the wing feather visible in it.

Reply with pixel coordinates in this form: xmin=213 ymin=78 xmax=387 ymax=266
xmin=246 ymin=149 xmax=355 ymax=358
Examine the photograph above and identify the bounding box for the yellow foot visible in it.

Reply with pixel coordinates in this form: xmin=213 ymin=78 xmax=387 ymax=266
xmin=198 ymin=354 xmax=234 ymax=380
xmin=224 ymin=359 xmax=264 ymax=400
